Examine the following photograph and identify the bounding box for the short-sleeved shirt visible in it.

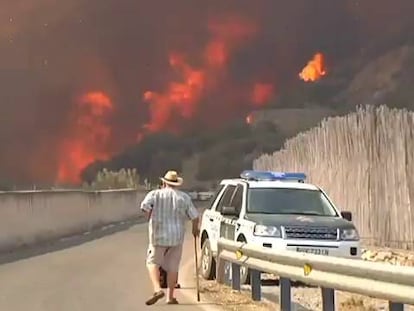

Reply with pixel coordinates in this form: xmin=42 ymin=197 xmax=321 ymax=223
xmin=140 ymin=187 xmax=199 ymax=247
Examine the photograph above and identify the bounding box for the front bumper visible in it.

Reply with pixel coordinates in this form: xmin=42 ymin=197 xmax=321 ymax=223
xmin=249 ymin=235 xmax=361 ymax=258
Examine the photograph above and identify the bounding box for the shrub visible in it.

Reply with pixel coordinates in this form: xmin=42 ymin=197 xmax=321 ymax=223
xmin=83 ymin=168 xmax=140 ymax=190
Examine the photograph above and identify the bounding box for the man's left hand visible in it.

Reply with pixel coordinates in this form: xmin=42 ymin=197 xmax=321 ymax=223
xmin=192 ymin=227 xmax=200 ymax=237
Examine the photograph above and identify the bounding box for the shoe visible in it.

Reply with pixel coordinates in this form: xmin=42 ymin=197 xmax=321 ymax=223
xmin=145 ymin=290 xmax=165 ymax=305
xmin=167 ymin=298 xmax=179 ymax=304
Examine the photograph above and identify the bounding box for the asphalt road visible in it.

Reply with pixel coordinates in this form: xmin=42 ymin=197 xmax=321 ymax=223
xmin=0 ymin=221 xmax=218 ymax=311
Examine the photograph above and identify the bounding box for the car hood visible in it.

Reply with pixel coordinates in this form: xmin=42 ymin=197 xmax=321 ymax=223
xmin=244 ymin=213 xmax=355 ymax=230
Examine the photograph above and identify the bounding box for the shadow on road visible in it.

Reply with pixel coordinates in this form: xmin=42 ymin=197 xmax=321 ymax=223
xmin=0 ymin=216 xmax=146 ymax=265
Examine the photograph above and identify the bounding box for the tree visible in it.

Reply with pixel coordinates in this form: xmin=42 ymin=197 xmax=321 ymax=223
xmin=83 ymin=168 xmax=140 ymax=190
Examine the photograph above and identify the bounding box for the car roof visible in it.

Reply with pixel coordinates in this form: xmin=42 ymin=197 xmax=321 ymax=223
xmin=220 ymin=178 xmax=319 ymax=191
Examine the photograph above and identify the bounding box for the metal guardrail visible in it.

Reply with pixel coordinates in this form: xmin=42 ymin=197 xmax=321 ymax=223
xmin=216 ymin=238 xmax=414 ymax=311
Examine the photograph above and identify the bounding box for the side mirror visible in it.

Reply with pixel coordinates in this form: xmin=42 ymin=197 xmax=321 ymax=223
xmin=341 ymin=211 xmax=352 ymax=222
xmin=221 ymin=206 xmax=238 ymax=216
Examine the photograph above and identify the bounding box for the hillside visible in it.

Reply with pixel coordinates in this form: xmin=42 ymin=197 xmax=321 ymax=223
xmin=3 ymin=0 xmax=414 ymax=189
xmin=82 ymin=42 xmax=414 ymax=188
xmin=334 ymin=45 xmax=414 ymax=109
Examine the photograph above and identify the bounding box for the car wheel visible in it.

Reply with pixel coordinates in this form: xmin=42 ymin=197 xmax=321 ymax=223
xmin=201 ymin=239 xmax=216 ymax=280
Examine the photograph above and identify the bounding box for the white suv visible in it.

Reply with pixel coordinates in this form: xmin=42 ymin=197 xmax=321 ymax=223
xmin=199 ymin=170 xmax=361 ymax=284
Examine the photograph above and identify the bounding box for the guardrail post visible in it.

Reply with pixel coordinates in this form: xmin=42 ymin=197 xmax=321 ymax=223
xmin=231 ymin=263 xmax=241 ymax=291
xmin=250 ymin=269 xmax=261 ymax=301
xmin=279 ymin=277 xmax=291 ymax=311
xmin=389 ymin=302 xmax=404 ymax=311
xmin=321 ymin=288 xmax=335 ymax=311
xmin=216 ymin=245 xmax=225 ymax=284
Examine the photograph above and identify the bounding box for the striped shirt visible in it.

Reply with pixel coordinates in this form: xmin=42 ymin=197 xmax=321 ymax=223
xmin=140 ymin=187 xmax=199 ymax=247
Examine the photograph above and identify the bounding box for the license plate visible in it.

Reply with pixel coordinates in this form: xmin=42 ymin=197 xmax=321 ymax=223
xmin=296 ymin=247 xmax=329 ymax=256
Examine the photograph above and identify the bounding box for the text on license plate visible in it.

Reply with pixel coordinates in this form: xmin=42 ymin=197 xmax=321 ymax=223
xmin=296 ymin=247 xmax=329 ymax=255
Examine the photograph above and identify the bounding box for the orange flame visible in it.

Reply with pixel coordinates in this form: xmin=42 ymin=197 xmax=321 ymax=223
xmin=142 ymin=55 xmax=206 ymax=133
xmin=205 ymin=41 xmax=228 ymax=67
xmin=142 ymin=17 xmax=257 ymax=136
xmin=299 ymin=52 xmax=327 ymax=82
xmin=57 ymin=91 xmax=113 ymax=184
xmin=251 ymin=83 xmax=274 ymax=107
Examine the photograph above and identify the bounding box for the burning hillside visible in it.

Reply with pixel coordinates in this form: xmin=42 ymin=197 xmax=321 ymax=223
xmin=57 ymin=92 xmax=114 ymax=183
xmin=0 ymin=0 xmax=412 ymax=185
xmin=142 ymin=16 xmax=258 ymax=135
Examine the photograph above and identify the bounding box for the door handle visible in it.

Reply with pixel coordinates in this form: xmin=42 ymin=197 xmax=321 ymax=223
xmin=209 ymin=218 xmax=214 ymax=222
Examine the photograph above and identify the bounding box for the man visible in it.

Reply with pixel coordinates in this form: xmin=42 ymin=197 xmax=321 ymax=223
xmin=155 ymin=181 xmax=181 ymax=290
xmin=140 ymin=170 xmax=200 ymax=305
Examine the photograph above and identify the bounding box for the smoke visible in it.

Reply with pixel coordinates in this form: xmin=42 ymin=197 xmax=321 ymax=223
xmin=0 ymin=0 xmax=412 ymax=184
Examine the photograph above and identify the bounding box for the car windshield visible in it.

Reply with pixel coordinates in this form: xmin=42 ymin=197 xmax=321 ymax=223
xmin=247 ymin=188 xmax=338 ymax=216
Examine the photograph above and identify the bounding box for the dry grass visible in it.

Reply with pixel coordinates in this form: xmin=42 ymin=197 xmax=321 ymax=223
xmin=199 ymin=278 xmax=398 ymax=311
xmin=337 ymin=293 xmax=384 ymax=311
xmin=254 ymin=105 xmax=414 ymax=250
xmin=338 ymin=296 xmax=376 ymax=311
xmin=199 ymin=279 xmax=276 ymax=311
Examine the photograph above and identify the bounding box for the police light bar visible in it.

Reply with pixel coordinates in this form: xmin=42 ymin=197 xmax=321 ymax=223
xmin=240 ymin=170 xmax=307 ymax=182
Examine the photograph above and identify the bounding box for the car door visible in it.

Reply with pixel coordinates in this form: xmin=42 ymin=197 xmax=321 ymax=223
xmin=203 ymin=184 xmax=231 ymax=253
xmin=219 ymin=184 xmax=243 ymax=242
xmin=209 ymin=184 xmax=236 ymax=249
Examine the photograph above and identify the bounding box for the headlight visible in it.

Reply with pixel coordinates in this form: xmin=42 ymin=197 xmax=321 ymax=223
xmin=340 ymin=228 xmax=359 ymax=241
xmin=254 ymin=225 xmax=281 ymax=237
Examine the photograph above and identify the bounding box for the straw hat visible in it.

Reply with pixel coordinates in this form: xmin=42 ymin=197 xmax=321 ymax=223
xmin=160 ymin=170 xmax=183 ymax=186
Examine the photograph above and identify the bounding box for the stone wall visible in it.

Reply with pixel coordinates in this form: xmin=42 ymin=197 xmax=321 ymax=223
xmin=0 ymin=189 xmax=145 ymax=251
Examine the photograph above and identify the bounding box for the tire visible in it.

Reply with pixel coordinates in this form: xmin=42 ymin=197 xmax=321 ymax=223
xmin=237 ymin=236 xmax=251 ymax=285
xmin=200 ymin=239 xmax=216 ymax=280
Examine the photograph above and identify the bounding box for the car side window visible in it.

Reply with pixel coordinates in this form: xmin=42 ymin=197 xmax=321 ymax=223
xmin=208 ymin=185 xmax=225 ymax=210
xmin=216 ymin=185 xmax=236 ymax=213
xmin=230 ymin=185 xmax=243 ymax=216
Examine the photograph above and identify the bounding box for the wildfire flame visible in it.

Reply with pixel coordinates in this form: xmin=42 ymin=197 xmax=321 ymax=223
xmin=55 ymin=17 xmax=260 ymax=184
xmin=142 ymin=58 xmax=205 ymax=134
xmin=56 ymin=91 xmax=113 ymax=184
xmin=251 ymin=83 xmax=274 ymax=107
xmin=54 ymin=17 xmax=277 ymax=183
xmin=299 ymin=52 xmax=327 ymax=82
xmin=142 ymin=16 xmax=257 ymax=136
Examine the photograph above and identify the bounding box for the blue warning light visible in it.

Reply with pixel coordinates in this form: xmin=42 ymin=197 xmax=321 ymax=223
xmin=240 ymin=170 xmax=307 ymax=182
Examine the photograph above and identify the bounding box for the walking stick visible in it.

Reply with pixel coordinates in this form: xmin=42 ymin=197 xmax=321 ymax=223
xmin=194 ymin=236 xmax=201 ymax=302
